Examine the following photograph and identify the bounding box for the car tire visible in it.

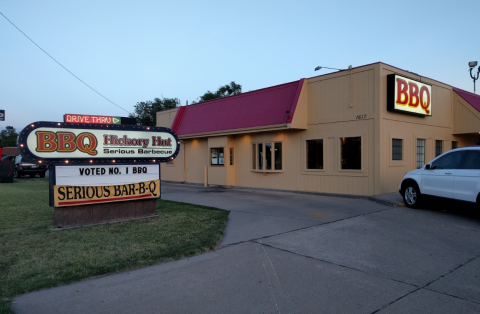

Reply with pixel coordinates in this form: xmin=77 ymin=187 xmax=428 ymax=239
xmin=40 ymin=172 xmax=45 ymax=178
xmin=402 ymin=181 xmax=422 ymax=208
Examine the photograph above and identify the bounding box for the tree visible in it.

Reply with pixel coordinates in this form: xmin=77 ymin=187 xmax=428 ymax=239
xmin=0 ymin=126 xmax=18 ymax=147
xmin=130 ymin=97 xmax=180 ymax=126
xmin=196 ymin=81 xmax=242 ymax=103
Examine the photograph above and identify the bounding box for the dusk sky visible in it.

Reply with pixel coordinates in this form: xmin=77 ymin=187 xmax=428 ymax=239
xmin=1 ymin=0 xmax=479 ymax=131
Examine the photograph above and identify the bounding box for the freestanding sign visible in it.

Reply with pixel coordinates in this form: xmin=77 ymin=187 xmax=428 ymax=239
xmin=387 ymin=74 xmax=432 ymax=117
xmin=17 ymin=120 xmax=180 ymax=228
xmin=17 ymin=122 xmax=179 ymax=163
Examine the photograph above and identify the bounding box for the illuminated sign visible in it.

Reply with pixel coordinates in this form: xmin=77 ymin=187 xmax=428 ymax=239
xmin=53 ymin=179 xmax=160 ymax=207
xmin=17 ymin=122 xmax=179 ymax=164
xmin=55 ymin=164 xmax=159 ymax=186
xmin=64 ymin=114 xmax=136 ymax=125
xmin=387 ymin=74 xmax=432 ymax=116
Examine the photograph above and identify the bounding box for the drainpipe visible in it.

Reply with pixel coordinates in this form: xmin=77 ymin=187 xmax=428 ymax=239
xmin=181 ymin=141 xmax=186 ymax=183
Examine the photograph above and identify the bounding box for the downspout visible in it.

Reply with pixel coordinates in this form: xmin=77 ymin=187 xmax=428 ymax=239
xmin=182 ymin=141 xmax=186 ymax=183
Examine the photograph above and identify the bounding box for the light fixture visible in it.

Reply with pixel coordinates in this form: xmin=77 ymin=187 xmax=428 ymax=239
xmin=65 ymin=160 xmax=69 ymax=163
xmin=89 ymin=160 xmax=93 ymax=163
xmin=112 ymin=160 xmax=116 ymax=163
xmin=314 ymin=66 xmax=345 ymax=71
xmin=469 ymin=61 xmax=480 ymax=94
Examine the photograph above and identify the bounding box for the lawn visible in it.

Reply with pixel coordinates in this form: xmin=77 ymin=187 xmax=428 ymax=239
xmin=0 ymin=178 xmax=229 ymax=313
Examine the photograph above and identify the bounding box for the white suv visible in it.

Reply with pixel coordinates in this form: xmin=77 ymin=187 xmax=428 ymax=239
xmin=399 ymin=146 xmax=480 ymax=208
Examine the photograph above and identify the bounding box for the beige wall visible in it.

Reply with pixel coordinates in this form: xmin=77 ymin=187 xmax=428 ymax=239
xmin=377 ymin=64 xmax=477 ymax=195
xmin=158 ymin=63 xmax=480 ymax=196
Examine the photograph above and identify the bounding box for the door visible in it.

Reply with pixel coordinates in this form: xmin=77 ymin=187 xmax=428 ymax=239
xmin=454 ymin=150 xmax=480 ymax=203
xmin=421 ymin=150 xmax=467 ymax=198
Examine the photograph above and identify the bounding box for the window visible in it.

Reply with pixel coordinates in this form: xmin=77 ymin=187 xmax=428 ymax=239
xmin=257 ymin=143 xmax=263 ymax=170
xmin=252 ymin=142 xmax=283 ymax=171
xmin=435 ymin=140 xmax=443 ymax=157
xmin=274 ymin=143 xmax=282 ymax=170
xmin=229 ymin=148 xmax=234 ymax=166
xmin=462 ymin=151 xmax=480 ymax=169
xmin=431 ymin=151 xmax=467 ymax=169
xmin=392 ymin=139 xmax=403 ymax=161
xmin=210 ymin=148 xmax=224 ymax=165
xmin=417 ymin=139 xmax=425 ymax=169
xmin=306 ymin=139 xmax=324 ymax=169
xmin=340 ymin=137 xmax=361 ymax=170
xmin=265 ymin=143 xmax=272 ymax=170
xmin=452 ymin=141 xmax=459 ymax=149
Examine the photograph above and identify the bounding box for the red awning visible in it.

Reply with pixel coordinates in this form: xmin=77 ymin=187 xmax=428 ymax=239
xmin=453 ymin=87 xmax=480 ymax=113
xmin=172 ymin=79 xmax=305 ymax=136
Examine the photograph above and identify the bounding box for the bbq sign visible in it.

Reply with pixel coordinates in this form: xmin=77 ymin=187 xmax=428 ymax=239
xmin=17 ymin=122 xmax=180 ymax=163
xmin=387 ymin=74 xmax=432 ymax=116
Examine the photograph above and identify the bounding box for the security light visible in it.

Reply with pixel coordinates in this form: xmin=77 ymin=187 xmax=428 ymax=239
xmin=314 ymin=66 xmax=345 ymax=71
xmin=469 ymin=61 xmax=478 ymax=68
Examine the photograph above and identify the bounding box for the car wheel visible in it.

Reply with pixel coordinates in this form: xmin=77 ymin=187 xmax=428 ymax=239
xmin=403 ymin=182 xmax=421 ymax=208
xmin=40 ymin=172 xmax=45 ymax=178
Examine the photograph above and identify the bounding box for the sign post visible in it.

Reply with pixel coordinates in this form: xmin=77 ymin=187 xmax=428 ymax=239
xmin=17 ymin=120 xmax=179 ymax=228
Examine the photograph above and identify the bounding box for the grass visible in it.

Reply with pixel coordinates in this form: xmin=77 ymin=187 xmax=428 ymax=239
xmin=0 ymin=178 xmax=229 ymax=313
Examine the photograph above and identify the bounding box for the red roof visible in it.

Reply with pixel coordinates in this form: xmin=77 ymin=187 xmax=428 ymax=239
xmin=453 ymin=87 xmax=480 ymax=114
xmin=172 ymin=79 xmax=305 ymax=136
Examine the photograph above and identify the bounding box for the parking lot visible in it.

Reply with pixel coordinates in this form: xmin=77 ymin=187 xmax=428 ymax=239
xmin=14 ymin=182 xmax=480 ymax=314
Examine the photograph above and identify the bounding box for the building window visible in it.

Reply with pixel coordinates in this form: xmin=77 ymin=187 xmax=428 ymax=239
xmin=417 ymin=139 xmax=425 ymax=169
xmin=274 ymin=143 xmax=282 ymax=170
xmin=340 ymin=137 xmax=361 ymax=170
xmin=306 ymin=139 xmax=324 ymax=169
xmin=210 ymin=148 xmax=224 ymax=166
xmin=229 ymin=148 xmax=234 ymax=166
xmin=392 ymin=139 xmax=403 ymax=161
xmin=435 ymin=140 xmax=443 ymax=157
xmin=252 ymin=142 xmax=283 ymax=171
xmin=257 ymin=143 xmax=263 ymax=170
xmin=452 ymin=141 xmax=459 ymax=149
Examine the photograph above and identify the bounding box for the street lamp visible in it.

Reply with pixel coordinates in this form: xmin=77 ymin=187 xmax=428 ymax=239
xmin=469 ymin=61 xmax=480 ymax=94
xmin=314 ymin=66 xmax=345 ymax=71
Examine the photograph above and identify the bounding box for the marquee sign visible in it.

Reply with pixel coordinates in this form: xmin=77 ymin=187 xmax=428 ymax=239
xmin=53 ymin=179 xmax=160 ymax=207
xmin=64 ymin=114 xmax=136 ymax=125
xmin=17 ymin=121 xmax=179 ymax=164
xmin=387 ymin=74 xmax=432 ymax=116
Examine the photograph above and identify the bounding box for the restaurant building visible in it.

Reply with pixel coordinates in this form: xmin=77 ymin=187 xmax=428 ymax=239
xmin=157 ymin=62 xmax=480 ymax=196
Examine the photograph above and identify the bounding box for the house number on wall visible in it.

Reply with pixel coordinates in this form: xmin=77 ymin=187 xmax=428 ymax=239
xmin=356 ymin=114 xmax=367 ymax=120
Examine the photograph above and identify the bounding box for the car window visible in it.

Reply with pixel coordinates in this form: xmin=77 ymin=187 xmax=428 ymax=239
xmin=431 ymin=151 xmax=467 ymax=169
xmin=15 ymin=156 xmax=22 ymax=163
xmin=462 ymin=151 xmax=480 ymax=170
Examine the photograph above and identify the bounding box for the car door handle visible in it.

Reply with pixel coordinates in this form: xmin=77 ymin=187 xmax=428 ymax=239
xmin=445 ymin=172 xmax=453 ymax=175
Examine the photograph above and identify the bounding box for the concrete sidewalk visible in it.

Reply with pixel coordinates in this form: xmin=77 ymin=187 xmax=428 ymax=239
xmin=13 ymin=183 xmax=480 ymax=314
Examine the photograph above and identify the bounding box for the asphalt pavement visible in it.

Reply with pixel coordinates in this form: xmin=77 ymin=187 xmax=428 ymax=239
xmin=13 ymin=183 xmax=480 ymax=314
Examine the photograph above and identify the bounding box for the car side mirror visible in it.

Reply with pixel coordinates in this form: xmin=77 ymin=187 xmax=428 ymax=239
xmin=425 ymin=164 xmax=431 ymax=170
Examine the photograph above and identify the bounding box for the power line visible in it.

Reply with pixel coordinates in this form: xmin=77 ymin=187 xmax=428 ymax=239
xmin=0 ymin=12 xmax=131 ymax=114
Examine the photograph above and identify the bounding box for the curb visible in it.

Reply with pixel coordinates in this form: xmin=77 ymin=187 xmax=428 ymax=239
xmin=163 ymin=181 xmax=405 ymax=208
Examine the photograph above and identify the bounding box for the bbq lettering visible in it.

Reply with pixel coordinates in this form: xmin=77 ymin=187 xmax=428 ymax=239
xmin=395 ymin=78 xmax=431 ymax=114
xmin=36 ymin=131 xmax=98 ymax=155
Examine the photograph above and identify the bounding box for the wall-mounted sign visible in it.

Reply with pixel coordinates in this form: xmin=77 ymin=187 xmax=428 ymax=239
xmin=387 ymin=74 xmax=432 ymax=116
xmin=64 ymin=114 xmax=137 ymax=125
xmin=17 ymin=122 xmax=179 ymax=164
xmin=53 ymin=179 xmax=160 ymax=207
xmin=0 ymin=110 xmax=4 ymax=121
xmin=55 ymin=164 xmax=159 ymax=186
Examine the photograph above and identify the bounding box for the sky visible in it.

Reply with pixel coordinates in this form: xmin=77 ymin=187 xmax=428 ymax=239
xmin=1 ymin=0 xmax=479 ymax=131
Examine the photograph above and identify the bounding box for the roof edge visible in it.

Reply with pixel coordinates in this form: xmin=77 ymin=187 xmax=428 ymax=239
xmin=178 ymin=123 xmax=291 ymax=139
xmin=171 ymin=106 xmax=186 ymax=132
xmin=286 ymin=78 xmax=306 ymax=123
